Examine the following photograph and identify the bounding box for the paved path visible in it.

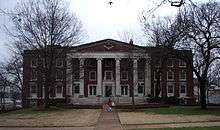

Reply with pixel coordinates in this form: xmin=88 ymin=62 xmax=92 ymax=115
xmin=95 ymin=109 xmax=123 ymax=130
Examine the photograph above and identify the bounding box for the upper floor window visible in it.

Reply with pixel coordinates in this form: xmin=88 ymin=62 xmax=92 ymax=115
xmin=56 ymin=59 xmax=63 ymax=67
xmin=154 ymin=70 xmax=161 ymax=80
xmin=167 ymin=85 xmax=174 ymax=93
xmin=180 ymin=70 xmax=186 ymax=80
xmin=89 ymin=71 xmax=96 ymax=81
xmin=167 ymin=70 xmax=174 ymax=80
xmin=155 ymin=60 xmax=161 ymax=67
xmin=73 ymin=71 xmax=79 ymax=80
xmin=31 ymin=70 xmax=37 ymax=80
xmin=105 ymin=71 xmax=113 ymax=80
xmin=121 ymin=71 xmax=128 ymax=81
xmin=138 ymin=71 xmax=144 ymax=80
xmin=167 ymin=59 xmax=173 ymax=67
xmin=56 ymin=85 xmax=62 ymax=94
xmin=30 ymin=84 xmax=37 ymax=94
xmin=31 ymin=59 xmax=38 ymax=67
xmin=104 ymin=60 xmax=113 ymax=67
xmin=179 ymin=60 xmax=186 ymax=67
xmin=87 ymin=59 xmax=96 ymax=67
xmin=56 ymin=70 xmax=63 ymax=80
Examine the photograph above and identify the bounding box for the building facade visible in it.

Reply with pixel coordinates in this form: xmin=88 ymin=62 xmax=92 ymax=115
xmin=22 ymin=39 xmax=194 ymax=107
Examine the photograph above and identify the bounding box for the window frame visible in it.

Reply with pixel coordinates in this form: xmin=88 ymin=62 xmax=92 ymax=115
xmin=121 ymin=71 xmax=128 ymax=81
xmin=167 ymin=85 xmax=174 ymax=94
xmin=121 ymin=85 xmax=129 ymax=96
xmin=167 ymin=59 xmax=174 ymax=67
xmin=179 ymin=70 xmax=187 ymax=80
xmin=105 ymin=71 xmax=113 ymax=80
xmin=56 ymin=58 xmax=63 ymax=67
xmin=167 ymin=70 xmax=174 ymax=80
xmin=56 ymin=85 xmax=63 ymax=94
xmin=180 ymin=85 xmax=187 ymax=94
xmin=56 ymin=69 xmax=63 ymax=81
xmin=88 ymin=85 xmax=97 ymax=96
xmin=179 ymin=60 xmax=186 ymax=67
xmin=89 ymin=71 xmax=97 ymax=81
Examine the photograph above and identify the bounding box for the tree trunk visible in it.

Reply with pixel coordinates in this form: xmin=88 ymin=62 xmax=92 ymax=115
xmin=199 ymin=80 xmax=207 ymax=109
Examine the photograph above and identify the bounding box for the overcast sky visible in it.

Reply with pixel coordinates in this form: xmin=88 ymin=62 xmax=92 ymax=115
xmin=0 ymin=0 xmax=215 ymax=61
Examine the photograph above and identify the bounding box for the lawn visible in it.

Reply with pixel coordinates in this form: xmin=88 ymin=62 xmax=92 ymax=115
xmin=0 ymin=107 xmax=101 ymax=127
xmin=144 ymin=126 xmax=220 ymax=130
xmin=144 ymin=106 xmax=220 ymax=116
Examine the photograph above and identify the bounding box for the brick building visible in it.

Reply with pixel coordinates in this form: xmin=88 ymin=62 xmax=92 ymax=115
xmin=22 ymin=39 xmax=194 ymax=107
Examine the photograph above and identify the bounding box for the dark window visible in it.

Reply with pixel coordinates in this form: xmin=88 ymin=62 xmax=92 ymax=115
xmin=105 ymin=71 xmax=113 ymax=80
xmin=138 ymin=84 xmax=144 ymax=93
xmin=30 ymin=85 xmax=37 ymax=93
xmin=104 ymin=60 xmax=113 ymax=67
xmin=138 ymin=71 xmax=144 ymax=80
xmin=180 ymin=70 xmax=186 ymax=80
xmin=56 ymin=70 xmax=63 ymax=80
xmin=31 ymin=70 xmax=37 ymax=80
xmin=31 ymin=59 xmax=38 ymax=67
xmin=87 ymin=59 xmax=96 ymax=67
xmin=73 ymin=71 xmax=79 ymax=80
xmin=180 ymin=85 xmax=186 ymax=93
xmin=89 ymin=85 xmax=96 ymax=95
xmin=121 ymin=85 xmax=128 ymax=95
xmin=74 ymin=83 xmax=80 ymax=93
xmin=56 ymin=59 xmax=63 ymax=67
xmin=167 ymin=59 xmax=173 ymax=67
xmin=89 ymin=71 xmax=96 ymax=81
xmin=167 ymin=70 xmax=174 ymax=80
xmin=56 ymin=85 xmax=62 ymax=94
xmin=121 ymin=71 xmax=128 ymax=80
xmin=179 ymin=60 xmax=186 ymax=67
xmin=168 ymin=85 xmax=174 ymax=93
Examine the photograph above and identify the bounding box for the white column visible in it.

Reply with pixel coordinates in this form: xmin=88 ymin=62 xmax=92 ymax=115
xmin=79 ymin=58 xmax=85 ymax=97
xmin=97 ymin=58 xmax=102 ymax=96
xmin=133 ymin=59 xmax=138 ymax=96
xmin=115 ymin=58 xmax=121 ymax=96
xmin=66 ymin=56 xmax=72 ymax=96
xmin=145 ymin=58 xmax=151 ymax=96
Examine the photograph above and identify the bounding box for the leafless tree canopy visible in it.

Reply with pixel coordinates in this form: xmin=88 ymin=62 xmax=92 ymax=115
xmin=8 ymin=0 xmax=85 ymax=50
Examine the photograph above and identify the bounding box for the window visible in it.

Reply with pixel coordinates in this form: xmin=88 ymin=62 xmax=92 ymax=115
xmin=89 ymin=85 xmax=96 ymax=96
xmin=31 ymin=70 xmax=37 ymax=80
xmin=89 ymin=71 xmax=96 ymax=81
xmin=138 ymin=83 xmax=144 ymax=94
xmin=155 ymin=60 xmax=161 ymax=67
xmin=56 ymin=85 xmax=62 ymax=94
xmin=167 ymin=85 xmax=174 ymax=93
xmin=30 ymin=85 xmax=37 ymax=94
xmin=73 ymin=83 xmax=80 ymax=94
xmin=179 ymin=60 xmax=186 ymax=67
xmin=56 ymin=70 xmax=63 ymax=80
xmin=167 ymin=70 xmax=174 ymax=80
xmin=180 ymin=70 xmax=186 ymax=80
xmin=105 ymin=71 xmax=113 ymax=80
xmin=73 ymin=71 xmax=79 ymax=80
xmin=180 ymin=85 xmax=186 ymax=93
xmin=121 ymin=85 xmax=128 ymax=96
xmin=167 ymin=59 xmax=173 ymax=67
xmin=87 ymin=59 xmax=96 ymax=67
xmin=104 ymin=60 xmax=113 ymax=67
xmin=121 ymin=71 xmax=128 ymax=81
xmin=154 ymin=70 xmax=161 ymax=80
xmin=31 ymin=59 xmax=38 ymax=67
xmin=138 ymin=71 xmax=144 ymax=80
xmin=56 ymin=59 xmax=63 ymax=67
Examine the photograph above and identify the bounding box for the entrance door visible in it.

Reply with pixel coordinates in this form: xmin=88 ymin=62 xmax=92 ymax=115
xmin=105 ymin=85 xmax=112 ymax=97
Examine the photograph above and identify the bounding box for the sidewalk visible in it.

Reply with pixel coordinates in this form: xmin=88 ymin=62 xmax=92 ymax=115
xmin=95 ymin=109 xmax=123 ymax=130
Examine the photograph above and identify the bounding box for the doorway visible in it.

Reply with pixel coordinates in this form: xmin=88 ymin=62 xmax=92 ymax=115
xmin=105 ymin=85 xmax=112 ymax=97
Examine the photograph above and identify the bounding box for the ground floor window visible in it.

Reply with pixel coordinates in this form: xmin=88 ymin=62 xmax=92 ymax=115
xmin=138 ymin=83 xmax=144 ymax=94
xmin=121 ymin=85 xmax=128 ymax=96
xmin=73 ymin=83 xmax=80 ymax=94
xmin=89 ymin=85 xmax=96 ymax=96
xmin=180 ymin=85 xmax=186 ymax=93
xmin=167 ymin=85 xmax=174 ymax=94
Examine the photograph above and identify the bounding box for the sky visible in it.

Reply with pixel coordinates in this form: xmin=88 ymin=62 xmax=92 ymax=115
xmin=0 ymin=0 xmax=214 ymax=62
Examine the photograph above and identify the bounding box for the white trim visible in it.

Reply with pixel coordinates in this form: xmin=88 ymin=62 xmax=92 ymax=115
xmin=167 ymin=84 xmax=174 ymax=97
xmin=67 ymin=52 xmax=150 ymax=59
xmin=179 ymin=60 xmax=186 ymax=67
xmin=179 ymin=70 xmax=187 ymax=81
xmin=167 ymin=70 xmax=174 ymax=81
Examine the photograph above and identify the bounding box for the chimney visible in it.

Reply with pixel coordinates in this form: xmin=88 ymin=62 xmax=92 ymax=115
xmin=129 ymin=39 xmax=133 ymax=44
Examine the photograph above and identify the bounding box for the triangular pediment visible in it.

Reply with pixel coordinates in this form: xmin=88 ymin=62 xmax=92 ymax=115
xmin=70 ymin=39 xmax=145 ymax=53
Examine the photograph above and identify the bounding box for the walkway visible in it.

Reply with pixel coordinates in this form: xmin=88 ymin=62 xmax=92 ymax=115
xmin=95 ymin=109 xmax=123 ymax=130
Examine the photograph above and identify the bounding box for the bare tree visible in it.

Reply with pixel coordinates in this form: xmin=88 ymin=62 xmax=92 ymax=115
xmin=6 ymin=0 xmax=85 ymax=109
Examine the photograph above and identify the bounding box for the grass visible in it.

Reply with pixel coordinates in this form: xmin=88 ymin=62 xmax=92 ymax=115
xmin=144 ymin=106 xmax=220 ymax=116
xmin=0 ymin=107 xmax=101 ymax=127
xmin=144 ymin=126 xmax=220 ymax=130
